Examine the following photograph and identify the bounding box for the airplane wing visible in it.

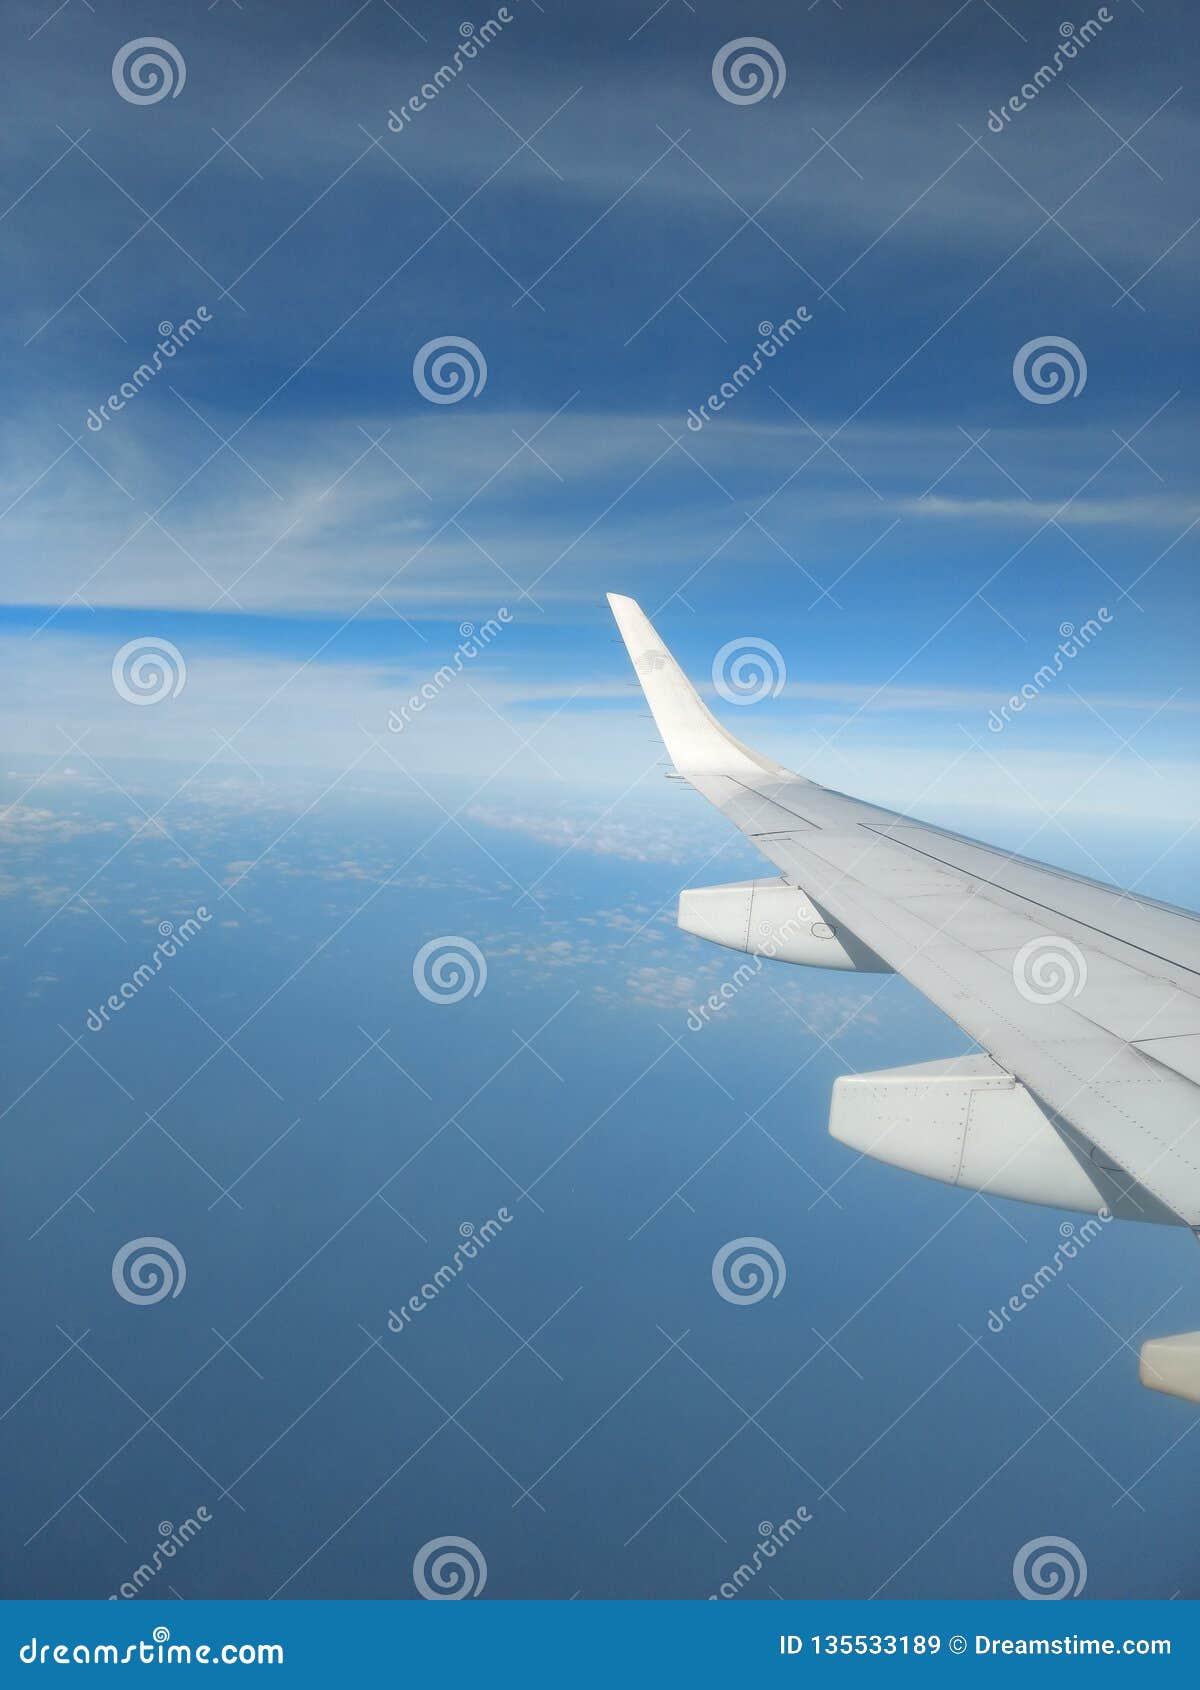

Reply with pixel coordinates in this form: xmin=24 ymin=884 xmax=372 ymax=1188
xmin=608 ymin=592 xmax=1200 ymax=1402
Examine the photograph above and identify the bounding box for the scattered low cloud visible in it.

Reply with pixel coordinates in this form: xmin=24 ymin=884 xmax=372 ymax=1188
xmin=466 ymin=804 xmax=710 ymax=864
xmin=0 ymin=802 xmax=119 ymax=845
xmin=620 ymin=965 xmax=711 ymax=1009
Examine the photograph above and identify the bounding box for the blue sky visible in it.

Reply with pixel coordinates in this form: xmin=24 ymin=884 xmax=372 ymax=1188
xmin=4 ymin=0 xmax=1198 ymax=811
xmin=4 ymin=0 xmax=1200 ymax=1603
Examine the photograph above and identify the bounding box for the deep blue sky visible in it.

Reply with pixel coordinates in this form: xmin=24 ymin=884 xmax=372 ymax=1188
xmin=4 ymin=0 xmax=1198 ymax=802
xmin=3 ymin=0 xmax=1199 ymax=1602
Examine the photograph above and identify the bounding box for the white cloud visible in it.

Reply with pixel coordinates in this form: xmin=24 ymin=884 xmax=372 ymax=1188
xmin=907 ymin=494 xmax=1200 ymax=527
xmin=620 ymin=965 xmax=711 ymax=1009
xmin=465 ymin=804 xmax=709 ymax=864
xmin=0 ymin=801 xmax=119 ymax=844
xmin=2 ymin=406 xmax=1194 ymax=620
xmin=4 ymin=622 xmax=1197 ymax=832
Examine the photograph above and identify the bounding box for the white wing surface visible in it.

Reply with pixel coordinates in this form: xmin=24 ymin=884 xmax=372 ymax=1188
xmin=608 ymin=593 xmax=1200 ymax=1400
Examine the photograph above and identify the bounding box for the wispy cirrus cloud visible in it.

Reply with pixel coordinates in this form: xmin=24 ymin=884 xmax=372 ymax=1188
xmin=907 ymin=494 xmax=1200 ymax=526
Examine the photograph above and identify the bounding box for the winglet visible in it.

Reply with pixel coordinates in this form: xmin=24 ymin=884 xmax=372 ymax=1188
xmin=606 ymin=593 xmax=793 ymax=781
